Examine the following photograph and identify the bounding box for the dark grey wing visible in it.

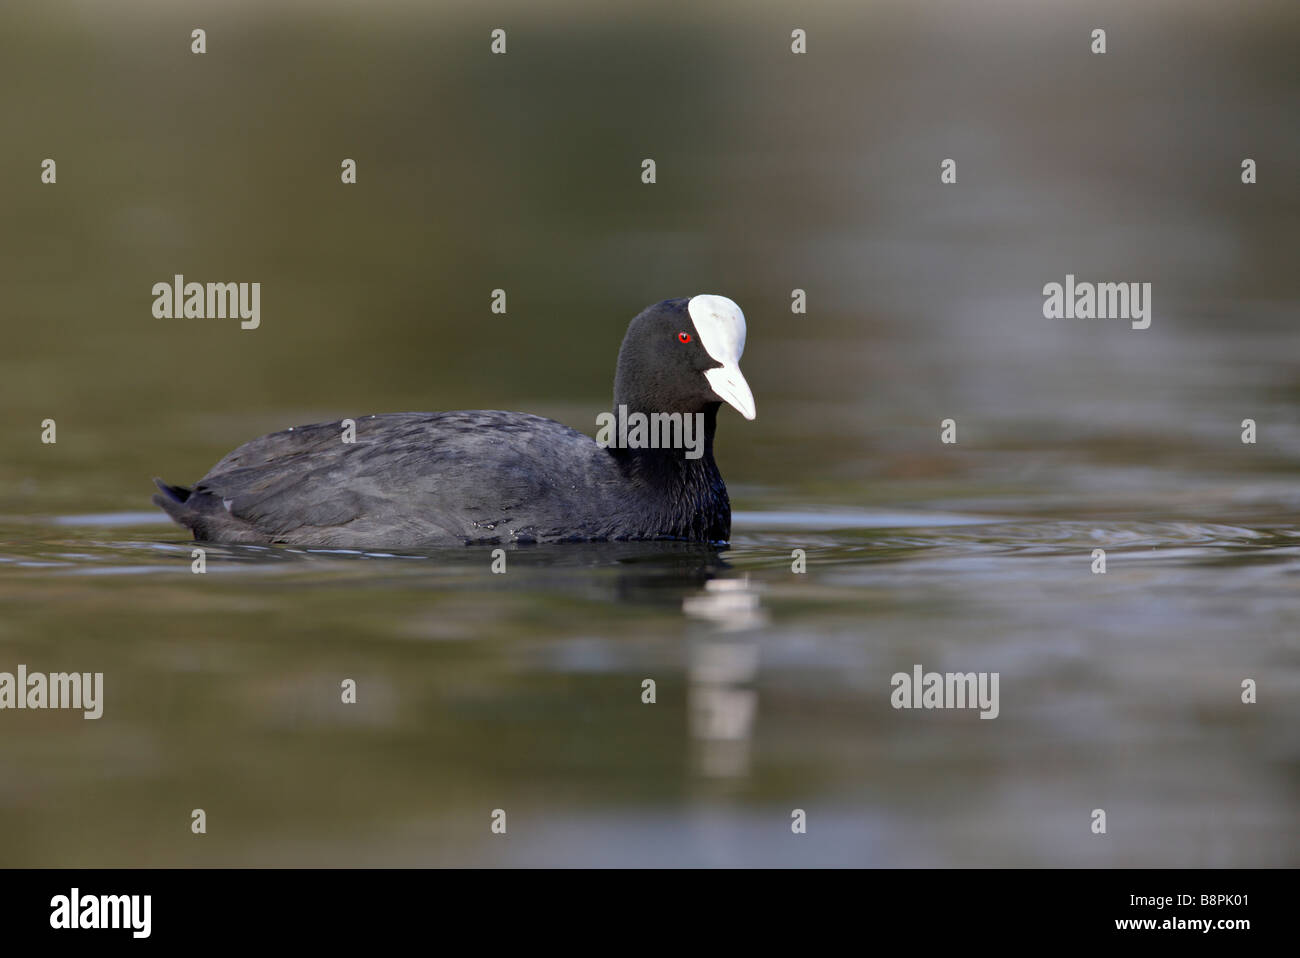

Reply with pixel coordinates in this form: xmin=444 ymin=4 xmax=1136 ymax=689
xmin=190 ymin=411 xmax=620 ymax=546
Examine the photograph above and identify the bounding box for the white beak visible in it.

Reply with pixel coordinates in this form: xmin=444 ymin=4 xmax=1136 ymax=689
xmin=705 ymin=364 xmax=756 ymax=420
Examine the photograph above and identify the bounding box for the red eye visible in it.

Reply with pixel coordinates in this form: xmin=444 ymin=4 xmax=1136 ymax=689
xmin=678 ymin=331 xmax=692 ymax=343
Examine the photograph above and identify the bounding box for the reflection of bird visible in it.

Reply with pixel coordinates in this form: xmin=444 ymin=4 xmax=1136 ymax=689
xmin=682 ymin=576 xmax=768 ymax=632
xmin=153 ymin=296 xmax=756 ymax=548
xmin=685 ymin=579 xmax=766 ymax=779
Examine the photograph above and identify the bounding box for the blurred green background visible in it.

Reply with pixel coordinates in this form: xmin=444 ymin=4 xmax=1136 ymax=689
xmin=0 ymin=0 xmax=1296 ymax=866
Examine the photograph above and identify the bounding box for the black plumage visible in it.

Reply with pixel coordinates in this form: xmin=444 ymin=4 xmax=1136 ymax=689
xmin=153 ymin=297 xmax=754 ymax=548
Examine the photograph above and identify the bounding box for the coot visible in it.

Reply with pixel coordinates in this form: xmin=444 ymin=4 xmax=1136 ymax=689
xmin=153 ymin=295 xmax=756 ymax=547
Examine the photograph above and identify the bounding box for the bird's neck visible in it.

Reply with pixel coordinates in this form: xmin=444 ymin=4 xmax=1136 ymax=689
xmin=606 ymin=404 xmax=730 ymax=541
xmin=605 ymin=400 xmax=719 ymax=465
